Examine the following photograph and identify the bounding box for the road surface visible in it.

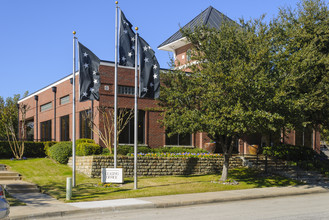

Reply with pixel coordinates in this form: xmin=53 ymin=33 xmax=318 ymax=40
xmin=47 ymin=192 xmax=329 ymax=220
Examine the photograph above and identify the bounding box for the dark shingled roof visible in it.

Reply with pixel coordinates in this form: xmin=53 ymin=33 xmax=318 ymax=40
xmin=158 ymin=6 xmax=234 ymax=49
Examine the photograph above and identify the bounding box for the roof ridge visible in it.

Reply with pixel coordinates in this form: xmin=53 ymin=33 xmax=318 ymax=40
xmin=203 ymin=6 xmax=213 ymax=26
xmin=158 ymin=6 xmax=235 ymax=50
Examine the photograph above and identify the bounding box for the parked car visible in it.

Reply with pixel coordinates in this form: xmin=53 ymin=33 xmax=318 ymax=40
xmin=0 ymin=185 xmax=9 ymax=219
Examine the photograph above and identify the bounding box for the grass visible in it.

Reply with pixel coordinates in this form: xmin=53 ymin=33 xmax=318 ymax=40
xmin=0 ymin=158 xmax=301 ymax=203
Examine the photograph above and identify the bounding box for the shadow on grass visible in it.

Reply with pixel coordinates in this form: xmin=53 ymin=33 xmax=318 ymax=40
xmin=38 ymin=167 xmax=324 ymax=202
xmin=229 ymin=168 xmax=301 ymax=187
xmin=40 ymin=181 xmax=135 ymax=201
xmin=137 ymin=180 xmax=207 ymax=190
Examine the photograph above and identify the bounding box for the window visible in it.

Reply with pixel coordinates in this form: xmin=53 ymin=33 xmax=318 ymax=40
xmin=118 ymin=86 xmax=138 ymax=95
xmin=60 ymin=95 xmax=70 ymax=105
xmin=60 ymin=115 xmax=70 ymax=141
xmin=26 ymin=120 xmax=34 ymax=141
xmin=119 ymin=110 xmax=144 ymax=144
xmin=166 ymin=132 xmax=192 ymax=146
xmin=295 ymin=126 xmax=313 ymax=148
xmin=186 ymin=49 xmax=192 ymax=62
xmin=80 ymin=110 xmax=91 ymax=139
xmin=40 ymin=120 xmax=52 ymax=141
xmin=40 ymin=102 xmax=52 ymax=112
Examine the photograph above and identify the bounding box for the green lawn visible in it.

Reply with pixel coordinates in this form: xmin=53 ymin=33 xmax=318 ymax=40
xmin=1 ymin=158 xmax=301 ymax=202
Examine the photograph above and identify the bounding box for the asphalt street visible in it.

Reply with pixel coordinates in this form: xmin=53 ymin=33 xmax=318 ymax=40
xmin=44 ymin=192 xmax=329 ymax=220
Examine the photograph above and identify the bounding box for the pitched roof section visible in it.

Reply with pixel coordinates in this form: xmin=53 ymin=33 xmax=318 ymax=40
xmin=158 ymin=6 xmax=234 ymax=51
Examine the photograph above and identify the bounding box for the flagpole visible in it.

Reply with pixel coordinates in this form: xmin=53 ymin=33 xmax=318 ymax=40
xmin=114 ymin=1 xmax=119 ymax=168
xmin=72 ymin=31 xmax=77 ymax=187
xmin=134 ymin=28 xmax=138 ymax=190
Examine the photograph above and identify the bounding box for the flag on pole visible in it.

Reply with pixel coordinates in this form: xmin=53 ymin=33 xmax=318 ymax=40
xmin=119 ymin=10 xmax=136 ymax=67
xmin=78 ymin=42 xmax=101 ymax=102
xmin=138 ymin=36 xmax=160 ymax=99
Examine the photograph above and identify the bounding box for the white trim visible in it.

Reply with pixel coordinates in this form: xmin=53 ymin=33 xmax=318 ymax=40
xmin=175 ymin=60 xmax=200 ymax=70
xmin=100 ymin=61 xmax=135 ymax=70
xmin=18 ymin=71 xmax=79 ymax=103
xmin=164 ymin=145 xmax=195 ymax=148
xmin=158 ymin=37 xmax=189 ymax=52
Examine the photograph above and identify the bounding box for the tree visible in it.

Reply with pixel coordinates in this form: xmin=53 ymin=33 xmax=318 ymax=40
xmin=0 ymin=93 xmax=29 ymax=159
xmin=84 ymin=107 xmax=134 ymax=154
xmin=0 ymin=95 xmax=20 ymax=140
xmin=272 ymin=0 xmax=329 ymax=137
xmin=159 ymin=18 xmax=286 ymax=181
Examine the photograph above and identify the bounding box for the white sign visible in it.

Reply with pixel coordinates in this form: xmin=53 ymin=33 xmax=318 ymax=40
xmin=101 ymin=168 xmax=124 ymax=183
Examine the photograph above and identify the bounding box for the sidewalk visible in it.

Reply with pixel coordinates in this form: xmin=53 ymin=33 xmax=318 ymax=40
xmin=8 ymin=184 xmax=329 ymax=220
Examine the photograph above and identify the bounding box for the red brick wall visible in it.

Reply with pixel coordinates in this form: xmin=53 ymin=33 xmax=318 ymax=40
xmin=19 ymin=63 xmax=164 ymax=147
xmin=19 ymin=74 xmax=100 ymax=143
xmin=99 ymin=64 xmax=163 ymax=147
xmin=175 ymin=43 xmax=192 ymax=66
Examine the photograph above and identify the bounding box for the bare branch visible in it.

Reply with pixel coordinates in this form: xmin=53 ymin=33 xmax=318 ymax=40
xmin=82 ymin=106 xmax=135 ymax=154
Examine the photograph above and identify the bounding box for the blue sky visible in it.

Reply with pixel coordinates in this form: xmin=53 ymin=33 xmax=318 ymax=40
xmin=1 ymin=0 xmax=327 ymax=99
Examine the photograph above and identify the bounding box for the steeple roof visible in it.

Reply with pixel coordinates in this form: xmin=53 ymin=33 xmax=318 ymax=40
xmin=158 ymin=6 xmax=234 ymax=51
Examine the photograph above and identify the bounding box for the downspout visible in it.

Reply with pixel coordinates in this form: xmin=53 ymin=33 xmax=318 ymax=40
xmin=52 ymin=86 xmax=57 ymax=141
xmin=34 ymin=95 xmax=38 ymax=141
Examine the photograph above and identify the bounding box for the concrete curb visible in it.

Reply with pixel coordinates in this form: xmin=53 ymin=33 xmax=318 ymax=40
xmin=9 ymin=203 xmax=156 ymax=220
xmin=9 ymin=185 xmax=329 ymax=220
xmin=143 ymin=185 xmax=329 ymax=208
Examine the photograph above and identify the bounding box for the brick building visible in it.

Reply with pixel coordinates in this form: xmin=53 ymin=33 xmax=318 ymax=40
xmin=18 ymin=6 xmax=320 ymax=153
xmin=18 ymin=60 xmax=210 ymax=148
xmin=158 ymin=6 xmax=320 ymax=153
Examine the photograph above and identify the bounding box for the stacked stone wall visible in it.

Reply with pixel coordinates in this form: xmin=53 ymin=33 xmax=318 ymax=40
xmin=68 ymin=156 xmax=243 ymax=178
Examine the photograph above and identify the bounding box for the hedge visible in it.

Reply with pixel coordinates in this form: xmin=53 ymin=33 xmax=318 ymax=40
xmin=0 ymin=141 xmax=14 ymax=158
xmin=116 ymin=145 xmax=151 ymax=155
xmin=153 ymin=147 xmax=207 ymax=154
xmin=0 ymin=141 xmax=46 ymax=159
xmin=76 ymin=138 xmax=95 ymax=145
xmin=113 ymin=145 xmax=208 ymax=156
xmin=44 ymin=141 xmax=58 ymax=157
xmin=76 ymin=142 xmax=102 ymax=156
xmin=263 ymin=144 xmax=316 ymax=162
xmin=47 ymin=139 xmax=97 ymax=162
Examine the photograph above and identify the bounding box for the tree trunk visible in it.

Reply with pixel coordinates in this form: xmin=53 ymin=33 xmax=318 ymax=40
xmin=216 ymin=135 xmax=235 ymax=181
xmin=220 ymin=153 xmax=230 ymax=181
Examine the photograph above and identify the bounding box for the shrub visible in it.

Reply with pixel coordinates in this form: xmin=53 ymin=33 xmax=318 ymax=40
xmin=137 ymin=146 xmax=152 ymax=154
xmin=263 ymin=144 xmax=316 ymax=162
xmin=76 ymin=142 xmax=102 ymax=156
xmin=102 ymin=147 xmax=111 ymax=155
xmin=0 ymin=141 xmax=46 ymax=159
xmin=116 ymin=145 xmax=133 ymax=155
xmin=153 ymin=147 xmax=207 ymax=154
xmin=116 ymin=145 xmax=152 ymax=155
xmin=128 ymin=152 xmax=222 ymax=158
xmin=44 ymin=141 xmax=58 ymax=157
xmin=76 ymin=139 xmax=95 ymax=145
xmin=48 ymin=142 xmax=72 ymax=164
xmin=0 ymin=141 xmax=14 ymax=158
xmin=24 ymin=142 xmax=46 ymax=158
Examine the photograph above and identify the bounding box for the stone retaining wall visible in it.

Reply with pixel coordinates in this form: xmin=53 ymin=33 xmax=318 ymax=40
xmin=68 ymin=156 xmax=243 ymax=178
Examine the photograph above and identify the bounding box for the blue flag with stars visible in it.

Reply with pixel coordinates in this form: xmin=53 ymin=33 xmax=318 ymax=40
xmin=78 ymin=42 xmax=100 ymax=102
xmin=138 ymin=36 xmax=160 ymax=99
xmin=119 ymin=10 xmax=135 ymax=67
